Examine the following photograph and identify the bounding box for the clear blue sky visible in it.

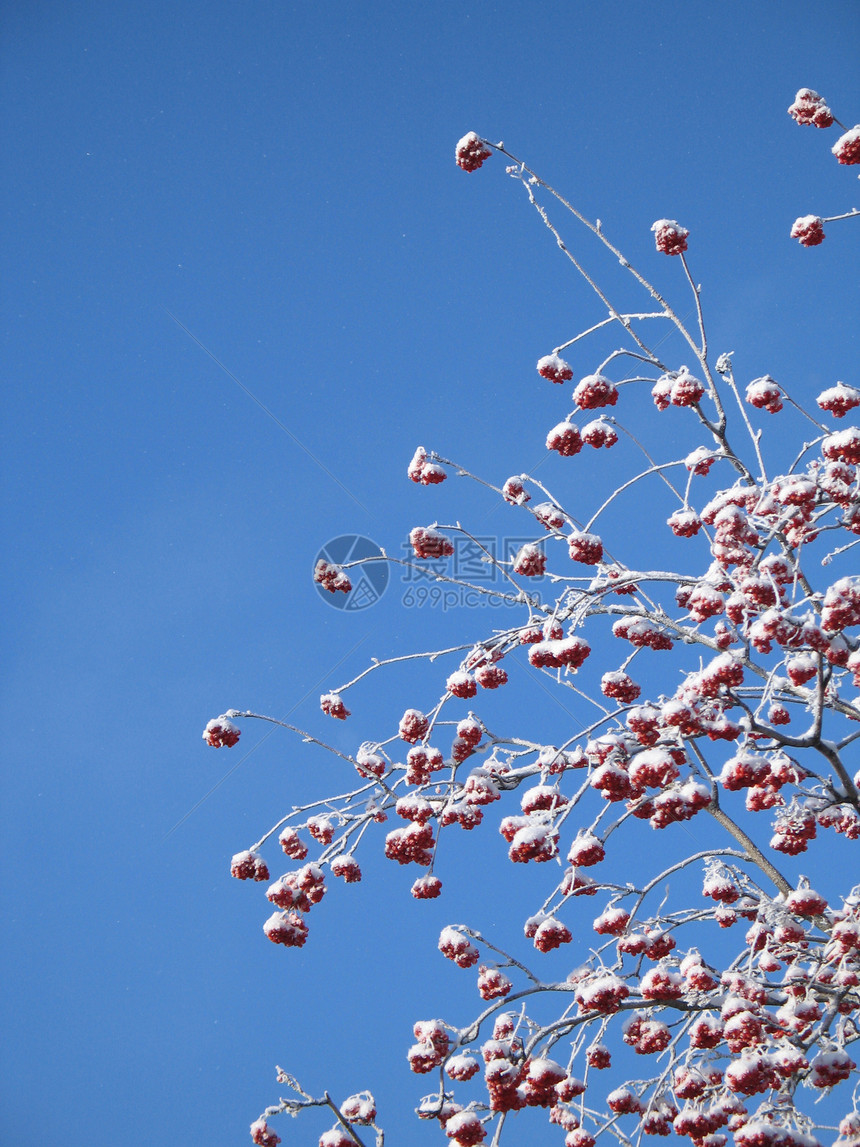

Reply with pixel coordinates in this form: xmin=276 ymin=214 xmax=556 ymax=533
xmin=2 ymin=2 xmax=858 ymax=1144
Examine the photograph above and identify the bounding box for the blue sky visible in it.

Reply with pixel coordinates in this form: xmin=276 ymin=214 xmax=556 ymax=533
xmin=2 ymin=2 xmax=859 ymax=1144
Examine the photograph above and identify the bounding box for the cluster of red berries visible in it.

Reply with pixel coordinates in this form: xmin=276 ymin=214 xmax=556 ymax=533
xmin=574 ymin=972 xmax=630 ymax=1014
xmin=307 ymin=815 xmax=334 ymax=843
xmin=568 ymin=529 xmax=603 ymax=564
xmin=652 ymin=366 xmax=705 ymax=410
xmin=547 ymin=421 xmax=582 ymax=456
xmin=330 ymin=855 xmax=361 ymax=882
xmin=512 ymin=542 xmax=546 ymax=577
xmin=408 ymin=445 xmax=447 ymax=484
xmin=278 ymin=826 xmax=308 ymax=859
xmin=320 ymin=692 xmax=350 ymax=719
xmin=622 ymin=1012 xmax=672 ymax=1055
xmin=399 ymin=708 xmax=430 ymax=742
xmin=250 ymin=1118 xmax=281 ymax=1146
xmin=770 ymin=805 xmax=817 ymax=855
xmin=612 ymin=616 xmax=674 ymax=650
xmin=354 ymin=746 xmax=387 ymax=778
xmin=406 ymin=742 xmax=445 ymax=783
xmin=475 ymin=663 xmax=508 ymax=689
xmin=533 ymin=501 xmax=566 ymax=530
xmin=411 ymin=874 xmax=442 ymax=899
xmin=231 ymin=850 xmax=269 ymax=881
xmin=581 ymin=419 xmax=618 ymax=449
xmin=746 ymin=376 xmax=783 ymax=414
xmin=384 ymin=820 xmax=434 ymax=866
xmin=832 ymin=126 xmax=860 ymax=165
xmin=409 ymin=525 xmax=454 ymax=559
xmin=823 ymin=427 xmax=860 ymax=466
xmin=455 ymin=132 xmax=492 ymax=172
xmin=537 ymin=353 xmax=573 ymax=383
xmin=593 ymin=904 xmax=631 ymax=936
xmin=203 ymin=715 xmax=241 ymax=747
xmin=503 ymin=819 xmax=559 ymax=864
xmin=528 ymin=635 xmax=592 ymax=670
xmin=477 ymin=965 xmax=512 ymax=1000
xmin=339 ymin=1091 xmax=376 ymax=1125
xmin=319 ymin=1129 xmax=354 ymax=1147
xmin=788 ymin=88 xmax=835 ymax=128
xmin=651 ymin=219 xmax=689 ymax=255
xmin=817 ymin=382 xmax=860 ymax=418
xmin=446 ymin=669 xmax=477 ymax=698
xmin=502 ymin=475 xmax=530 ymax=504
xmin=790 ymin=215 xmax=825 ymax=246
xmin=573 ymin=373 xmax=619 ymax=410
xmin=263 ymin=909 xmax=308 ymax=948
xmin=408 ymin=1018 xmax=451 ymax=1073
xmin=600 ymin=670 xmax=641 ymax=703
xmin=444 ymin=1109 xmax=487 ymax=1146
xmin=313 ymin=559 xmax=352 ymax=594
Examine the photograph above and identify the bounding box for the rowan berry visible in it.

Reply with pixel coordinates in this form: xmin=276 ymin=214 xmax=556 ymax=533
xmin=573 ymin=373 xmax=619 ymax=410
xmin=790 ymin=216 xmax=825 ymax=246
xmin=745 ymin=376 xmax=783 ymax=414
xmin=320 ymin=693 xmax=350 ymax=719
xmin=832 ymin=126 xmax=860 ymax=165
xmin=652 ymin=219 xmax=689 ymax=255
xmin=251 ymin=1118 xmax=281 ymax=1146
xmin=788 ymin=88 xmax=834 ymax=127
xmin=537 ymin=353 xmax=574 ymax=383
xmin=547 ymin=421 xmax=583 ymax=456
xmin=203 ymin=715 xmax=241 ymax=747
xmin=455 ymin=132 xmax=492 ymax=171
